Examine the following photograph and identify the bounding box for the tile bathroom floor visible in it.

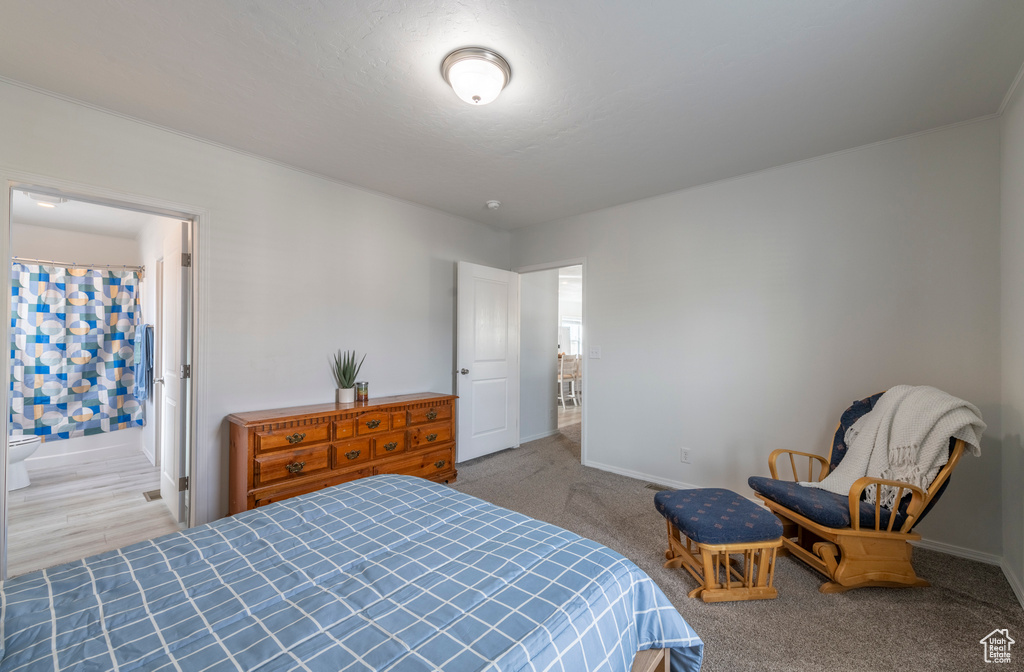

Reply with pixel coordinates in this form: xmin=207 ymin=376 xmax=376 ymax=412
xmin=6 ymin=452 xmax=180 ymax=577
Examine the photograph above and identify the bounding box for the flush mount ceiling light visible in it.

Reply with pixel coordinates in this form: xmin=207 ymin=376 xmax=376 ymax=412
xmin=25 ymin=192 xmax=67 ymax=208
xmin=441 ymin=47 xmax=511 ymax=105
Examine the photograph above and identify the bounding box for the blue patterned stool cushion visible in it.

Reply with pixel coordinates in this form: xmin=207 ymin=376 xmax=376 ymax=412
xmin=747 ymin=476 xmax=910 ymax=530
xmin=655 ymin=488 xmax=783 ymax=545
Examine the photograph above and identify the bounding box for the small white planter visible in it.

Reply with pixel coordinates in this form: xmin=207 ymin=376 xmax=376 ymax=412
xmin=336 ymin=387 xmax=356 ymax=404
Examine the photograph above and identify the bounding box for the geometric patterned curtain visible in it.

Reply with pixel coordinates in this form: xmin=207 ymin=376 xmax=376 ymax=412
xmin=10 ymin=263 xmax=144 ymax=440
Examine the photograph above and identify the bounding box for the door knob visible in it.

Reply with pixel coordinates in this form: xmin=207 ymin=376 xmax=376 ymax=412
xmin=460 ymin=368 xmax=469 ymax=375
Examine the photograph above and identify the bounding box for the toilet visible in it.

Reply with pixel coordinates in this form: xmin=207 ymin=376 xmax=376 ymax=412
xmin=8 ymin=435 xmax=41 ymax=490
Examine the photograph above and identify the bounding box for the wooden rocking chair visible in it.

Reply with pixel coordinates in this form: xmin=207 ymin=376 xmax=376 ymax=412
xmin=748 ymin=392 xmax=967 ymax=594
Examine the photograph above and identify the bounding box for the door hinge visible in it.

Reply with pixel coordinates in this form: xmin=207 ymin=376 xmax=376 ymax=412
xmin=181 ymin=252 xmax=192 ymax=267
xmin=181 ymin=364 xmax=191 ymax=379
xmin=178 ymin=476 xmax=189 ymax=491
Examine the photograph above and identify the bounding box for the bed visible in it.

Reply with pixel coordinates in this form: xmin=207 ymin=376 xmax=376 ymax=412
xmin=0 ymin=475 xmax=703 ymax=671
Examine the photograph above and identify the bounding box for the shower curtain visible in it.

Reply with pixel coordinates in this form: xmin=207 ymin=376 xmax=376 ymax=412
xmin=10 ymin=263 xmax=145 ymax=440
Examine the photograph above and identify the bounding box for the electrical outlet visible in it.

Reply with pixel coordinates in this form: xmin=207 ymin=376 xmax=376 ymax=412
xmin=680 ymin=448 xmax=691 ymax=464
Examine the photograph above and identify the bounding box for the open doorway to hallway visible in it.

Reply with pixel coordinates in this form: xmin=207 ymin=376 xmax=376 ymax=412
xmin=556 ymin=266 xmax=582 ymax=432
xmin=4 ymin=188 xmax=193 ymax=577
xmin=519 ymin=263 xmax=583 ymax=454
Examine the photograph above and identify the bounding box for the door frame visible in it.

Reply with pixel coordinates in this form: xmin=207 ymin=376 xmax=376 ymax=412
xmin=514 ymin=258 xmax=587 ymax=466
xmin=0 ymin=169 xmax=208 ymax=579
xmin=152 ymin=257 xmax=165 ymax=470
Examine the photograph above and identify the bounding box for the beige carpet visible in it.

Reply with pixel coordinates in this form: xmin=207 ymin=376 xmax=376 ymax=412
xmin=453 ymin=426 xmax=1024 ymax=671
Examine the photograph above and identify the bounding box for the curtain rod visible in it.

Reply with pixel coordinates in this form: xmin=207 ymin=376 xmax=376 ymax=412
xmin=12 ymin=256 xmax=145 ymax=274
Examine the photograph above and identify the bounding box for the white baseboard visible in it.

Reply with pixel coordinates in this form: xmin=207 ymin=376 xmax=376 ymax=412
xmin=582 ymin=459 xmax=778 ymax=509
xmin=583 ymin=459 xmax=702 ymax=491
xmin=910 ymin=541 xmax=1024 ymax=612
xmin=910 ymin=538 xmax=1001 ymax=566
xmin=520 ymin=429 xmax=560 ymax=444
xmin=1000 ymin=559 xmax=1024 ymax=611
xmin=27 ymin=440 xmax=142 ymax=469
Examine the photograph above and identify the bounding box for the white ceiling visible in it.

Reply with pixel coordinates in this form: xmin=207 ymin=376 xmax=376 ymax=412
xmin=1 ymin=1 xmax=1022 ymax=229
xmin=11 ymin=190 xmax=168 ymax=239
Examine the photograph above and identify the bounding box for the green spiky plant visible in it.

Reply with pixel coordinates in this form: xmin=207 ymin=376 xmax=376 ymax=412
xmin=331 ymin=350 xmax=365 ymax=389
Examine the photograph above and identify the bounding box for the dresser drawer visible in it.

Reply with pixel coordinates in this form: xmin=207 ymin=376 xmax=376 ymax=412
xmin=374 ymin=447 xmax=454 ymax=479
xmin=333 ymin=437 xmax=372 ymax=467
xmin=254 ymin=468 xmax=372 ymax=507
xmin=256 ymin=424 xmax=330 ymax=453
xmin=334 ymin=419 xmax=354 ymax=440
xmin=409 ymin=422 xmax=452 ymax=449
xmin=356 ymin=411 xmax=390 ymax=435
xmin=408 ymin=404 xmax=452 ymax=426
xmin=373 ymin=431 xmax=407 ymax=459
xmin=255 ymin=444 xmax=330 ymax=487
xmin=391 ymin=412 xmax=407 ymax=429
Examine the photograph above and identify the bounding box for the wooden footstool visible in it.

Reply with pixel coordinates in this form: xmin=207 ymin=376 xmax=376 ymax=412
xmin=655 ymin=487 xmax=783 ymax=603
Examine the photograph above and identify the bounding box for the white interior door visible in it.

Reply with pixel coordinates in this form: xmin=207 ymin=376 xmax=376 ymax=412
xmin=157 ymin=223 xmax=184 ymax=520
xmin=456 ymin=261 xmax=520 ymax=462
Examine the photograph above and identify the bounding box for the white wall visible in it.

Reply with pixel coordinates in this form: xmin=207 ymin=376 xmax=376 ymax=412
xmin=511 ymin=118 xmax=1003 ymax=556
xmin=11 ymin=222 xmax=141 ymax=265
xmin=520 ymin=269 xmax=559 ymax=442
xmin=1000 ymin=79 xmax=1024 ymax=599
xmin=0 ymin=80 xmax=510 ymax=525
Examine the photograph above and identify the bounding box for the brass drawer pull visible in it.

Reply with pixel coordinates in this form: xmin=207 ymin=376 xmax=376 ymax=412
xmin=425 ymin=409 xmax=438 ymax=421
xmin=383 ymin=441 xmax=398 ymax=452
xmin=286 ymin=461 xmax=305 ymax=474
xmin=426 ymin=433 xmax=438 ymax=442
xmin=434 ymin=460 xmax=446 ymax=469
xmin=345 ymin=450 xmax=361 ymax=460
xmin=365 ymin=419 xmax=381 ymax=429
xmin=285 ymin=432 xmax=306 ymax=444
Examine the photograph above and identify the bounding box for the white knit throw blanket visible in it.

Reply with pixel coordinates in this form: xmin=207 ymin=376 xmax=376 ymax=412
xmin=803 ymin=386 xmax=985 ymax=508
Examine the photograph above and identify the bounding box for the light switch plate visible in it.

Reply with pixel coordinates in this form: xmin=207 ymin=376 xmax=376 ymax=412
xmin=588 ymin=346 xmax=602 ymax=359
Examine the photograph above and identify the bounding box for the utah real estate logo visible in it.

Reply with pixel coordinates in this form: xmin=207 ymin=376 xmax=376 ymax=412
xmin=980 ymin=629 xmax=1014 ymax=664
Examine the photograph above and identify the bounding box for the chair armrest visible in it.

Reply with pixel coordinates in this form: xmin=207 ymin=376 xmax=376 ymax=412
xmin=848 ymin=477 xmax=927 ymax=533
xmin=768 ymin=449 xmax=830 ymax=482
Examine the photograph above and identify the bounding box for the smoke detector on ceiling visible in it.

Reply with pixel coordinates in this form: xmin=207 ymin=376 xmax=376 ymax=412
xmin=486 ymin=200 xmax=501 ymax=210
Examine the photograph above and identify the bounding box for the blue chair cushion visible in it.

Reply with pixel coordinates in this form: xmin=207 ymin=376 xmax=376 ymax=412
xmin=830 ymin=392 xmax=884 ymax=471
xmin=655 ymin=487 xmax=783 ymax=545
xmin=748 ymin=476 xmax=910 ymax=530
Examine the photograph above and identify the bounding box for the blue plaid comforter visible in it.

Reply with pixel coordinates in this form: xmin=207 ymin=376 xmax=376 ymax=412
xmin=0 ymin=475 xmax=703 ymax=671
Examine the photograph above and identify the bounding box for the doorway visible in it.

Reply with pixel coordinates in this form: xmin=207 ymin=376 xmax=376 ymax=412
xmin=555 ymin=265 xmax=583 ymax=431
xmin=454 ymin=259 xmax=587 ymax=466
xmin=518 ymin=263 xmax=584 ymax=451
xmin=2 ymin=186 xmax=196 ymax=577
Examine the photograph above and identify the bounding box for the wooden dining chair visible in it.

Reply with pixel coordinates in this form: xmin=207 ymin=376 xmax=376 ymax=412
xmin=557 ymin=356 xmax=570 ymax=409
xmin=569 ymin=354 xmax=581 ymax=405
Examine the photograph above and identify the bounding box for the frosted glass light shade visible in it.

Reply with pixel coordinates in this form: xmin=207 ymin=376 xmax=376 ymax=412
xmin=442 ymin=48 xmax=511 ymax=105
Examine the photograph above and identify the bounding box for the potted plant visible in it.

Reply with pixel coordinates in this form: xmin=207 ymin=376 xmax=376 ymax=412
xmin=331 ymin=350 xmax=365 ymax=403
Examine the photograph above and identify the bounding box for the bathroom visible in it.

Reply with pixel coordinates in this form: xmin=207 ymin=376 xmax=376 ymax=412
xmin=5 ymin=189 xmax=187 ymax=576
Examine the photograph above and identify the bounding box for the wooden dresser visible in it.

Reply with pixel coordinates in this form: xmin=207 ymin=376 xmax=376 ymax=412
xmin=227 ymin=392 xmax=457 ymax=514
